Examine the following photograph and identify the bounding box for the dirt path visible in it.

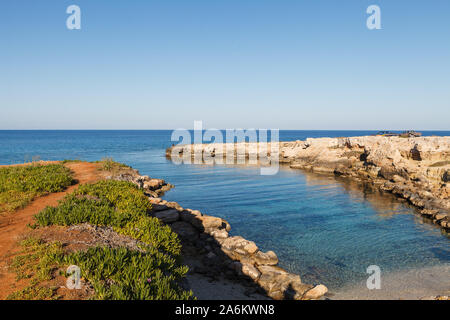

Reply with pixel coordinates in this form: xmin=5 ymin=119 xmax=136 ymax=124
xmin=0 ymin=162 xmax=102 ymax=299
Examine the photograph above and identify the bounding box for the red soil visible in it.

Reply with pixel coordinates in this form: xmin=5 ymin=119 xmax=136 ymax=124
xmin=0 ymin=162 xmax=102 ymax=299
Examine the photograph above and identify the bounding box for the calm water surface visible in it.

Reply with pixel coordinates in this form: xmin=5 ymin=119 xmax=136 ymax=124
xmin=1 ymin=130 xmax=449 ymax=290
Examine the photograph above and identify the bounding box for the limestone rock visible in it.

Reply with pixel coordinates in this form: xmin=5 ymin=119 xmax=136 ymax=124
xmin=167 ymin=136 xmax=450 ymax=232
xmin=170 ymin=221 xmax=198 ymax=240
xmin=165 ymin=201 xmax=184 ymax=211
xmin=256 ymin=265 xmax=305 ymax=300
xmin=253 ymin=250 xmax=278 ymax=266
xmin=143 ymin=178 xmax=164 ymax=190
xmin=187 ymin=214 xmax=231 ymax=233
xmin=221 ymin=236 xmax=259 ymax=259
xmin=241 ymin=263 xmax=261 ymax=281
xmin=209 ymin=229 xmax=229 ymax=239
xmin=154 ymin=209 xmax=179 ymax=223
xmin=148 ymin=197 xmax=162 ymax=204
xmin=303 ymin=284 xmax=328 ymax=300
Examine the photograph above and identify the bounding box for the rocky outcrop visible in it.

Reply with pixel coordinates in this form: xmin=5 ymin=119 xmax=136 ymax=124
xmin=167 ymin=136 xmax=450 ymax=231
xmin=105 ymin=169 xmax=174 ymax=197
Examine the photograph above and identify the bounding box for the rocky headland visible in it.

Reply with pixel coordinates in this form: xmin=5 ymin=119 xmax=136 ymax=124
xmin=166 ymin=136 xmax=450 ymax=231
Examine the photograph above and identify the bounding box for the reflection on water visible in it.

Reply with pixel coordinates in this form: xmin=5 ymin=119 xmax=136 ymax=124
xmin=303 ymin=169 xmax=449 ymax=236
xmin=1 ymin=130 xmax=448 ymax=294
xmin=164 ymin=162 xmax=449 ymax=291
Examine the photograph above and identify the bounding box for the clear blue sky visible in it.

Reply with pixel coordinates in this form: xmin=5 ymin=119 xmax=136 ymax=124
xmin=1 ymin=0 xmax=449 ymax=130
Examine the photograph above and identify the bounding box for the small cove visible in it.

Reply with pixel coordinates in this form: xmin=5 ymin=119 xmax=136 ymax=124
xmin=1 ymin=130 xmax=449 ymax=296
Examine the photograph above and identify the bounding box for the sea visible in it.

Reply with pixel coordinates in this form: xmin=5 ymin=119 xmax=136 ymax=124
xmin=1 ymin=130 xmax=449 ymax=294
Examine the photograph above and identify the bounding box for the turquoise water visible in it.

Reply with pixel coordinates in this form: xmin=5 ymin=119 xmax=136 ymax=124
xmin=1 ymin=130 xmax=449 ymax=290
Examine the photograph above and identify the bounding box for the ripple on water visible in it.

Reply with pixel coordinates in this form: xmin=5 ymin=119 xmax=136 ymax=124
xmin=1 ymin=130 xmax=449 ymax=296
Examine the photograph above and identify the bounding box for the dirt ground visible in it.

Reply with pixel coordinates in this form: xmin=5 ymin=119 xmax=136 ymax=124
xmin=0 ymin=162 xmax=102 ymax=299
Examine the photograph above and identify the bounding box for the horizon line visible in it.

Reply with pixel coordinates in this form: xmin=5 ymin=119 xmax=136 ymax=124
xmin=0 ymin=129 xmax=449 ymax=132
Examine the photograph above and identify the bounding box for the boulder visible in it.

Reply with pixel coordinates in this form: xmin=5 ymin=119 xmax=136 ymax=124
xmin=154 ymin=209 xmax=179 ymax=223
xmin=253 ymin=250 xmax=278 ymax=266
xmin=221 ymin=236 xmax=259 ymax=259
xmin=187 ymin=214 xmax=231 ymax=232
xmin=148 ymin=197 xmax=162 ymax=204
xmin=421 ymin=209 xmax=438 ymax=216
xmin=180 ymin=209 xmax=202 ymax=223
xmin=143 ymin=179 xmax=164 ymax=190
xmin=209 ymin=229 xmax=229 ymax=239
xmin=302 ymin=284 xmax=328 ymax=300
xmin=257 ymin=265 xmax=288 ymax=276
xmin=241 ymin=263 xmax=261 ymax=281
xmin=256 ymin=266 xmax=304 ymax=300
xmin=170 ymin=221 xmax=198 ymax=240
xmin=291 ymin=282 xmax=314 ymax=300
xmin=159 ymin=184 xmax=174 ymax=194
xmin=243 ymin=242 xmax=258 ymax=254
xmin=165 ymin=201 xmax=184 ymax=211
xmin=146 ymin=190 xmax=159 ymax=198
xmin=151 ymin=204 xmax=169 ymax=212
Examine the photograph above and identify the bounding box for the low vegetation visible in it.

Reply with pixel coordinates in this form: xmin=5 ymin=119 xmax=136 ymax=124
xmin=29 ymin=180 xmax=192 ymax=300
xmin=7 ymin=237 xmax=64 ymax=300
xmin=8 ymin=237 xmax=191 ymax=300
xmin=65 ymin=246 xmax=191 ymax=300
xmin=0 ymin=164 xmax=74 ymax=214
xmin=60 ymin=159 xmax=82 ymax=164
xmin=96 ymin=157 xmax=130 ymax=172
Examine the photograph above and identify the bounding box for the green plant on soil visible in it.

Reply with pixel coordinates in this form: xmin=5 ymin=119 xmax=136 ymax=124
xmin=60 ymin=159 xmax=83 ymax=164
xmin=8 ymin=237 xmax=193 ymax=300
xmin=64 ymin=246 xmax=192 ymax=300
xmin=31 ymin=179 xmax=192 ymax=300
xmin=95 ymin=158 xmax=130 ymax=172
xmin=7 ymin=237 xmax=64 ymax=300
xmin=0 ymin=164 xmax=74 ymax=214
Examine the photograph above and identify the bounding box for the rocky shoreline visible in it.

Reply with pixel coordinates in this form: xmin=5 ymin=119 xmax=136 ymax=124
xmin=108 ymin=168 xmax=328 ymax=300
xmin=166 ymin=136 xmax=450 ymax=232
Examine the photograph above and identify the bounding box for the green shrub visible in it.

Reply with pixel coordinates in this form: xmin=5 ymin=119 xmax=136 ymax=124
xmin=7 ymin=237 xmax=64 ymax=300
xmin=76 ymin=180 xmax=151 ymax=217
xmin=0 ymin=164 xmax=74 ymax=214
xmin=65 ymin=246 xmax=192 ymax=300
xmin=8 ymin=238 xmax=193 ymax=300
xmin=35 ymin=180 xmax=150 ymax=226
xmin=34 ymin=195 xmax=120 ymax=227
xmin=34 ymin=181 xmax=182 ymax=256
xmin=116 ymin=217 xmax=182 ymax=257
xmin=32 ymin=179 xmax=192 ymax=300
xmin=95 ymin=158 xmax=130 ymax=172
